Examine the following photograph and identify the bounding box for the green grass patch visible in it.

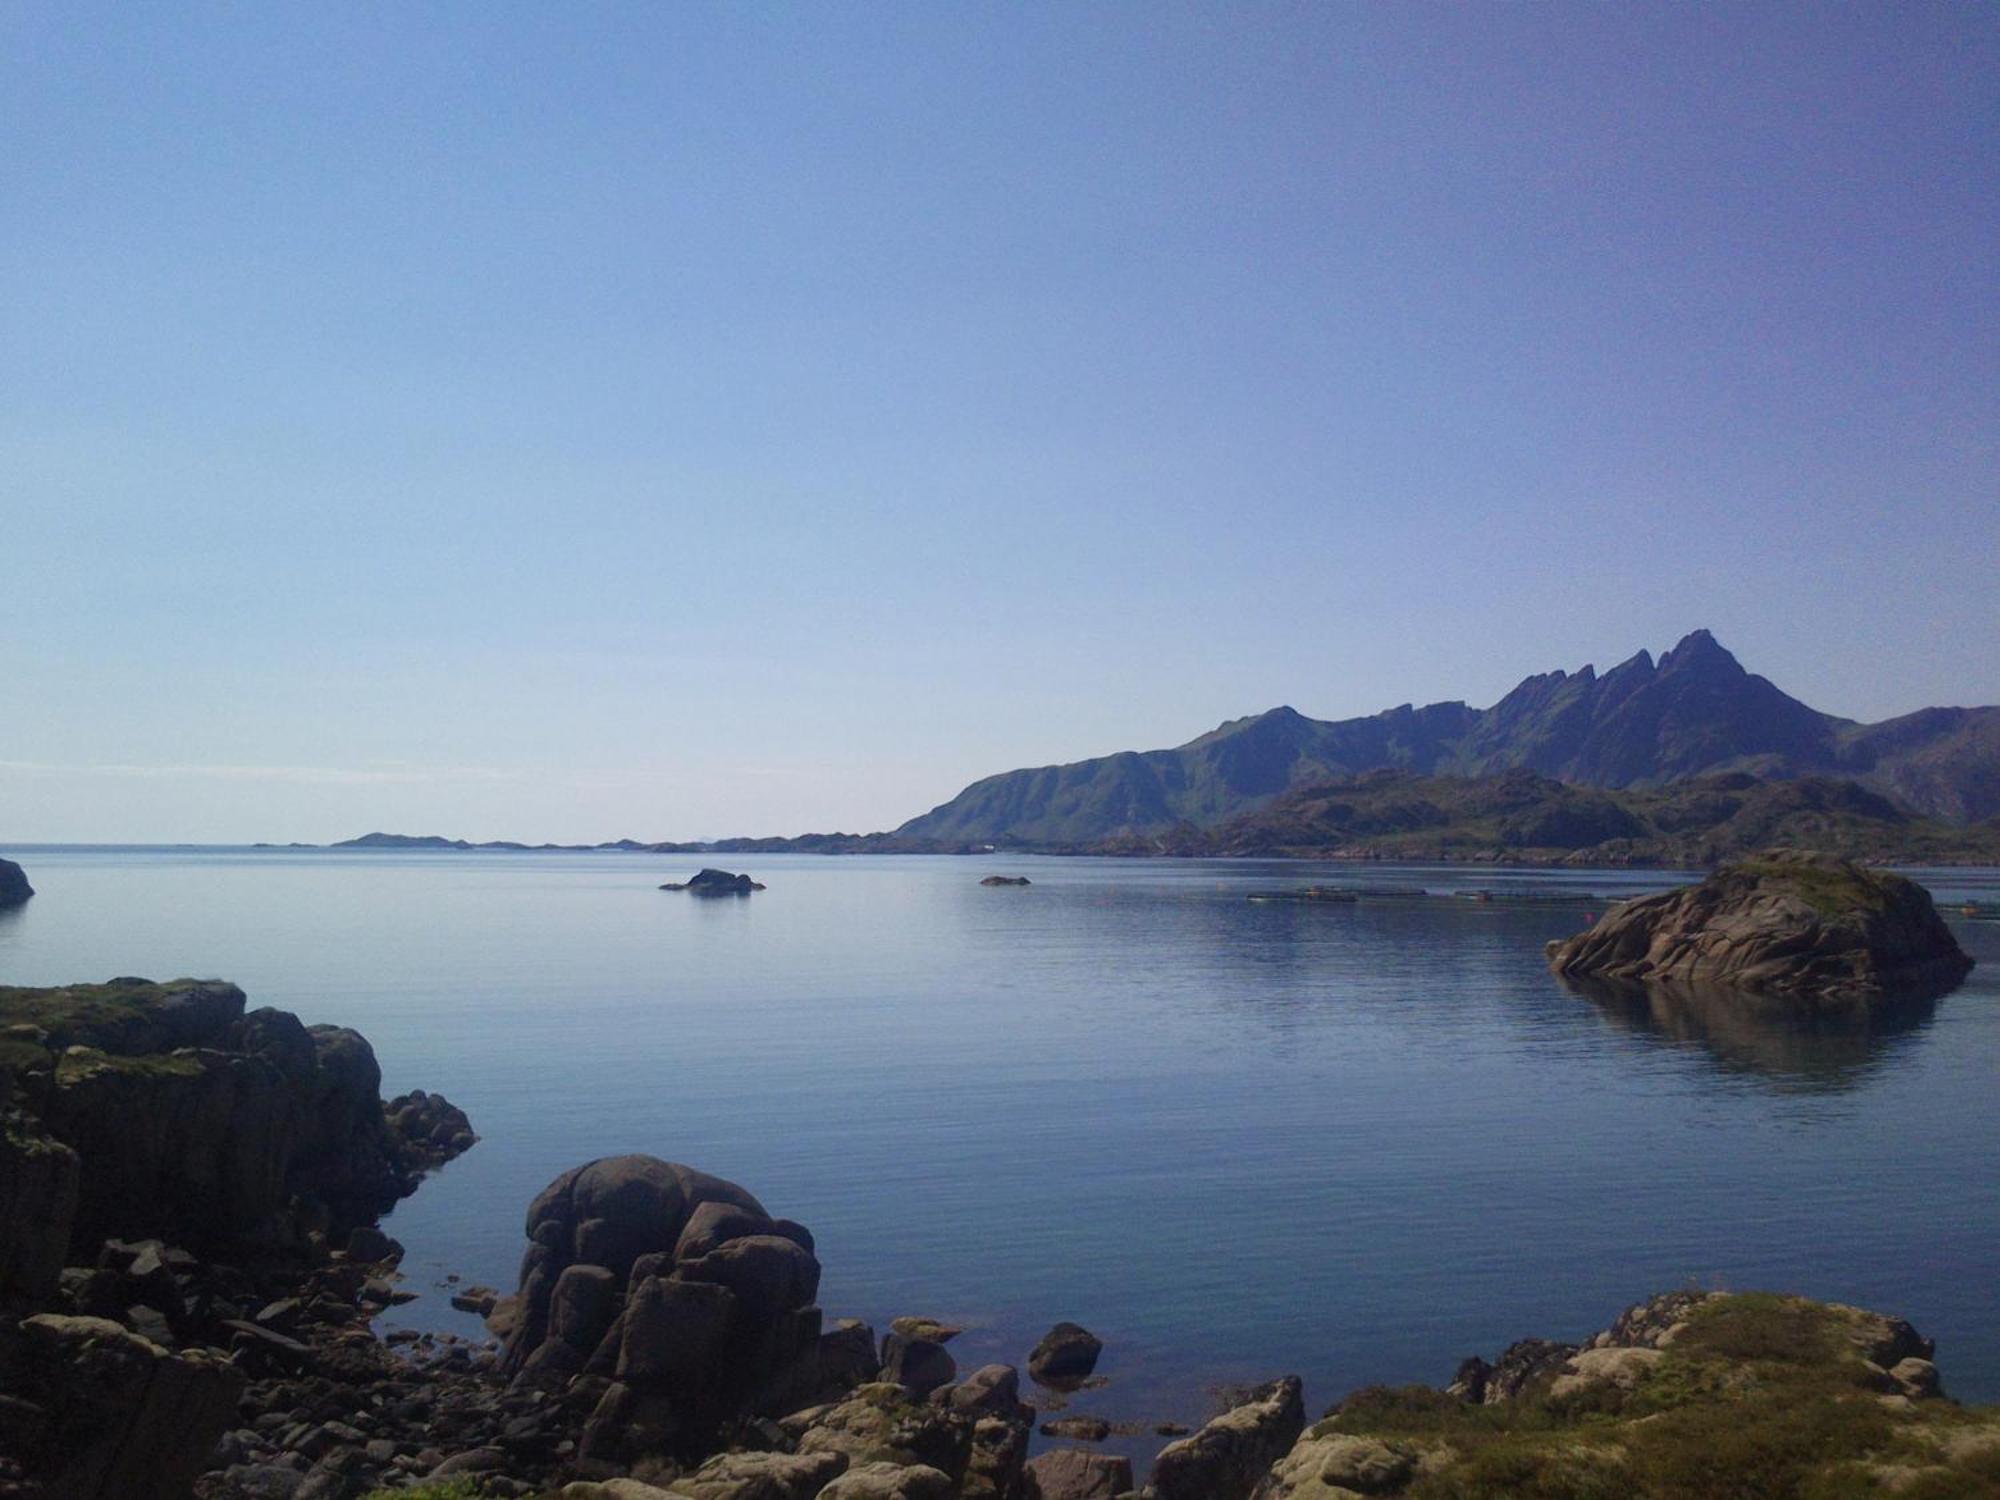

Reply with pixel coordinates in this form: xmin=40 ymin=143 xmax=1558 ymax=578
xmin=359 ymin=1480 xmax=492 ymax=1500
xmin=54 ymin=1046 xmax=205 ymax=1085
xmin=1727 ymin=860 xmax=1896 ymax=919
xmin=1325 ymin=1296 xmax=2000 ymax=1500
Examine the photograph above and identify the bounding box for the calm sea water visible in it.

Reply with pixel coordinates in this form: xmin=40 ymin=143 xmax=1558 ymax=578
xmin=4 ymin=847 xmax=1998 ymax=1452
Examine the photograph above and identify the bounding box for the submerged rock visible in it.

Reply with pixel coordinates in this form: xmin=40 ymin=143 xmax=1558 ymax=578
xmin=660 ymin=868 xmax=766 ymax=895
xmin=1546 ymin=851 xmax=1973 ymax=1003
xmin=0 ymin=856 xmax=31 ymax=909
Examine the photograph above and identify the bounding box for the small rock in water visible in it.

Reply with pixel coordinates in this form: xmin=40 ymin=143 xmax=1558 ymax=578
xmin=1040 ymin=1415 xmax=1110 ymax=1442
xmin=1028 ymin=1321 xmax=1103 ymax=1385
xmin=659 ymin=867 xmax=766 ymax=894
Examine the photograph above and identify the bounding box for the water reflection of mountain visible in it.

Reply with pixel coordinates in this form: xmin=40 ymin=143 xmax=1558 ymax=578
xmin=1561 ymin=975 xmax=1942 ymax=1093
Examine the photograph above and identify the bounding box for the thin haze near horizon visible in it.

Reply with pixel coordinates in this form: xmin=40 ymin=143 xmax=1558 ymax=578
xmin=4 ymin=3 xmax=1996 ymax=844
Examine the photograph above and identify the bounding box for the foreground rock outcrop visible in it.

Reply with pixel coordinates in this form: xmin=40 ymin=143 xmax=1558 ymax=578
xmin=0 ymin=979 xmax=477 ymax=1278
xmin=16 ymin=1121 xmax=1998 ymax=1500
xmin=0 ymin=979 xmax=478 ymax=1500
xmin=1546 ymin=851 xmax=1974 ymax=1003
xmin=0 ymin=858 xmax=31 ymax=910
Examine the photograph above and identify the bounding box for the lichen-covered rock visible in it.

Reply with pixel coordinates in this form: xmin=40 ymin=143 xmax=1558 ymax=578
xmin=1547 ymin=852 xmax=1973 ymax=1002
xmin=1547 ymin=1345 xmax=1663 ymax=1399
xmin=1149 ymin=1376 xmax=1304 ymax=1500
xmin=1253 ymin=1432 xmax=1417 ymax=1498
xmin=660 ymin=1448 xmax=848 ymax=1498
xmin=1023 ymin=1447 xmax=1133 ymax=1499
xmin=816 ymin=1460 xmax=956 ymax=1499
xmin=10 ymin=1313 xmax=245 ymax=1499
xmin=795 ymin=1383 xmax=974 ymax=1482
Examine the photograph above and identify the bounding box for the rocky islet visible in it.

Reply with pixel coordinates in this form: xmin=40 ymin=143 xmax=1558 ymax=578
xmin=657 ymin=871 xmax=766 ymax=896
xmin=1546 ymin=850 xmax=1975 ymax=1003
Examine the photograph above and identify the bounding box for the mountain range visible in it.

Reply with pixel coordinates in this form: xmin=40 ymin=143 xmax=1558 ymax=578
xmin=894 ymin=631 xmax=2000 ymax=845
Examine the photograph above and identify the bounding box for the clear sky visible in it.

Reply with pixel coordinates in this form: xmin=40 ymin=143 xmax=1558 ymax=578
xmin=4 ymin=2 xmax=1996 ymax=843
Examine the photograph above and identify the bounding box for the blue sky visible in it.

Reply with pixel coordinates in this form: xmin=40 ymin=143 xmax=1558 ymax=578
xmin=4 ymin=2 xmax=1996 ymax=842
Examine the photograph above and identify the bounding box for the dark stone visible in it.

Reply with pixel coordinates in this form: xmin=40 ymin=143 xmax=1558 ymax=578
xmin=677 ymin=1234 xmax=821 ymax=1323
xmin=549 ymin=1263 xmax=619 ymax=1353
xmin=1024 ymin=1447 xmax=1133 ymax=1499
xmin=818 ymin=1318 xmax=881 ymax=1393
xmin=14 ymin=1313 xmax=245 ymax=1500
xmin=617 ymin=1276 xmax=738 ymax=1386
xmin=0 ymin=857 xmax=32 ymax=909
xmin=343 ymin=1225 xmax=399 ymax=1264
xmin=1028 ymin=1322 xmax=1103 ymax=1385
xmin=674 ymin=1199 xmax=780 ymax=1263
xmin=948 ymin=1363 xmax=1023 ymax=1419
xmin=880 ymin=1331 xmax=957 ymax=1399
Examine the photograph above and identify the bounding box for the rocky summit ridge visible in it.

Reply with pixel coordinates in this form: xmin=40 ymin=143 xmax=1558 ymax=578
xmin=895 ymin=631 xmax=2000 ymax=845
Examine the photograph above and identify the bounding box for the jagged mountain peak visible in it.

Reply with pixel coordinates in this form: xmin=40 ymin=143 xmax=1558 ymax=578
xmin=1659 ymin=627 xmax=1744 ymax=676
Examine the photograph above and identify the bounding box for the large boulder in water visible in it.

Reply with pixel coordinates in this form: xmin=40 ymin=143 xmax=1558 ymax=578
xmin=0 ymin=857 xmax=32 ymax=909
xmin=504 ymin=1155 xmax=835 ymax=1463
xmin=1546 ymin=851 xmax=1973 ymax=1004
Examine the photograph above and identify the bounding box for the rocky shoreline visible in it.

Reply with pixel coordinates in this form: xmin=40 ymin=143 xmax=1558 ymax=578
xmin=2 ymin=1098 xmax=1997 ymax=1498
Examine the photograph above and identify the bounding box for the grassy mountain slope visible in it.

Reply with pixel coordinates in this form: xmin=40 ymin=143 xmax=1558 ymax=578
xmin=1167 ymin=769 xmax=2000 ymax=866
